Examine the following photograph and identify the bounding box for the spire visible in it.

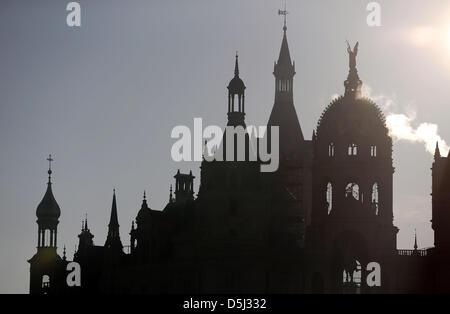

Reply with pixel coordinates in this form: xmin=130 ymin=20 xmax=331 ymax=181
xmin=227 ymin=53 xmax=246 ymax=126
xmin=36 ymin=154 xmax=61 ymax=222
xmin=344 ymin=41 xmax=363 ymax=98
xmin=109 ymin=189 xmax=119 ymax=229
xmin=234 ymin=52 xmax=239 ymax=77
xmin=414 ymin=229 xmax=418 ymax=250
xmin=268 ymin=8 xmax=304 ymax=159
xmin=142 ymin=190 xmax=148 ymax=207
xmin=105 ymin=189 xmax=123 ymax=249
xmin=435 ymin=141 xmax=441 ymax=159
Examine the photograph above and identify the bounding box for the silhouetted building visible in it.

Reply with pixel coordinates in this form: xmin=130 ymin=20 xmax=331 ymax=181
xmin=28 ymin=21 xmax=450 ymax=294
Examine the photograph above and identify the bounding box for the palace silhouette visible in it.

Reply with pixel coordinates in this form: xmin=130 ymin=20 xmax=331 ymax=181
xmin=28 ymin=20 xmax=450 ymax=294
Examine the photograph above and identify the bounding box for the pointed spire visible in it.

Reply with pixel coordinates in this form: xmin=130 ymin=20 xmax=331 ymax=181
xmin=234 ymin=52 xmax=239 ymax=77
xmin=435 ymin=141 xmax=441 ymax=159
xmin=109 ymin=189 xmax=119 ymax=228
xmin=85 ymin=213 xmax=88 ymax=230
xmin=142 ymin=190 xmax=148 ymax=208
xmin=414 ymin=229 xmax=418 ymax=250
xmin=105 ymin=188 xmax=122 ymax=249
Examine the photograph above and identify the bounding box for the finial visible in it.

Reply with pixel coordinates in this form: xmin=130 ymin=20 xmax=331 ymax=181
xmin=131 ymin=220 xmax=135 ymax=230
xmin=63 ymin=245 xmax=67 ymax=261
xmin=85 ymin=213 xmax=88 ymax=230
xmin=143 ymin=190 xmax=146 ymax=200
xmin=46 ymin=154 xmax=54 ymax=183
xmin=169 ymin=185 xmax=173 ymax=202
xmin=234 ymin=51 xmax=239 ymax=77
xmin=278 ymin=3 xmax=288 ymax=32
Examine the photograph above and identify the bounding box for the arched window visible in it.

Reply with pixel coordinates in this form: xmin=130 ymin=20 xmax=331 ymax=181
xmin=326 ymin=182 xmax=333 ymax=214
xmin=371 ymin=145 xmax=377 ymax=157
xmin=328 ymin=143 xmax=335 ymax=157
xmin=345 ymin=183 xmax=359 ymax=200
xmin=372 ymin=183 xmax=379 ymax=215
xmin=42 ymin=275 xmax=50 ymax=294
xmin=348 ymin=143 xmax=358 ymax=156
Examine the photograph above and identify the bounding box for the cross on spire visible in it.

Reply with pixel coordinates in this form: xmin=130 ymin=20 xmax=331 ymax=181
xmin=46 ymin=154 xmax=54 ymax=183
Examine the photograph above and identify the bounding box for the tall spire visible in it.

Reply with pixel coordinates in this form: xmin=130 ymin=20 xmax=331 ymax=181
xmin=105 ymin=189 xmax=122 ymax=249
xmin=344 ymin=41 xmax=363 ymax=98
xmin=268 ymin=8 xmax=304 ymax=159
xmin=435 ymin=141 xmax=441 ymax=159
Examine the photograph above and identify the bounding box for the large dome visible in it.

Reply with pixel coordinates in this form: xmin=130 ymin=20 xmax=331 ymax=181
xmin=316 ymin=95 xmax=388 ymax=139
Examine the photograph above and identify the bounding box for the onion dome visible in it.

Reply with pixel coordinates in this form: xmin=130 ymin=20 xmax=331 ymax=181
xmin=36 ymin=155 xmax=60 ymax=222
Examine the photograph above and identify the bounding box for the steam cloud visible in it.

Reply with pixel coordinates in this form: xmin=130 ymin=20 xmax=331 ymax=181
xmin=330 ymin=86 xmax=449 ymax=156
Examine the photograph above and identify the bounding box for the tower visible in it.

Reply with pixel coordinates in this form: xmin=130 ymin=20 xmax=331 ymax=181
xmin=75 ymin=214 xmax=94 ymax=259
xmin=309 ymin=42 xmax=398 ymax=293
xmin=105 ymin=189 xmax=123 ymax=250
xmin=174 ymin=170 xmax=195 ymax=202
xmin=28 ymin=155 xmax=66 ymax=294
xmin=431 ymin=142 xmax=450 ymax=251
xmin=268 ymin=13 xmax=304 ymax=159
xmin=264 ymin=15 xmax=309 ymax=249
xmin=227 ymin=53 xmax=246 ymax=127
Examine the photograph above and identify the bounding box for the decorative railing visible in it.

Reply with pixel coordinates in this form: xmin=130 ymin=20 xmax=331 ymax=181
xmin=397 ymin=249 xmax=428 ymax=257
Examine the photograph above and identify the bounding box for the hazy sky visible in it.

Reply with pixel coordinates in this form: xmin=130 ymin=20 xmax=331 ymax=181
xmin=1 ymin=0 xmax=450 ymax=293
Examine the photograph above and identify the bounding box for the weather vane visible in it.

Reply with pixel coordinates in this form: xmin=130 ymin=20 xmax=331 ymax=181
xmin=278 ymin=2 xmax=288 ymax=28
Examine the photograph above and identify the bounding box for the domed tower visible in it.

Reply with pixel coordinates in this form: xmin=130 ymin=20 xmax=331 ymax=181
xmin=28 ymin=155 xmax=66 ymax=294
xmin=227 ymin=53 xmax=246 ymax=127
xmin=309 ymin=42 xmax=398 ymax=293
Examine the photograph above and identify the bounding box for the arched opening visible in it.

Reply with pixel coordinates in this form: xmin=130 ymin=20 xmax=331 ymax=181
xmin=348 ymin=143 xmax=358 ymax=156
xmin=326 ymin=182 xmax=333 ymax=214
xmin=328 ymin=143 xmax=335 ymax=157
xmin=42 ymin=275 xmax=50 ymax=294
xmin=345 ymin=183 xmax=360 ymax=201
xmin=370 ymin=145 xmax=377 ymax=157
xmin=372 ymin=183 xmax=379 ymax=215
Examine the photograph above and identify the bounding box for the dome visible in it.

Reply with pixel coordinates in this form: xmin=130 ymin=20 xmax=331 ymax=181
xmin=316 ymin=95 xmax=388 ymax=139
xmin=136 ymin=196 xmax=151 ymax=223
xmin=36 ymin=183 xmax=61 ymax=221
xmin=227 ymin=76 xmax=246 ymax=94
xmin=227 ymin=53 xmax=246 ymax=94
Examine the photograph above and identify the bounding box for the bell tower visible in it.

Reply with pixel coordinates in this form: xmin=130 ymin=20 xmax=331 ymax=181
xmin=28 ymin=155 xmax=65 ymax=294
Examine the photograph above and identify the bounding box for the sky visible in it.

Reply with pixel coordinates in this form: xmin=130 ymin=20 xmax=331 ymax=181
xmin=1 ymin=0 xmax=450 ymax=293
